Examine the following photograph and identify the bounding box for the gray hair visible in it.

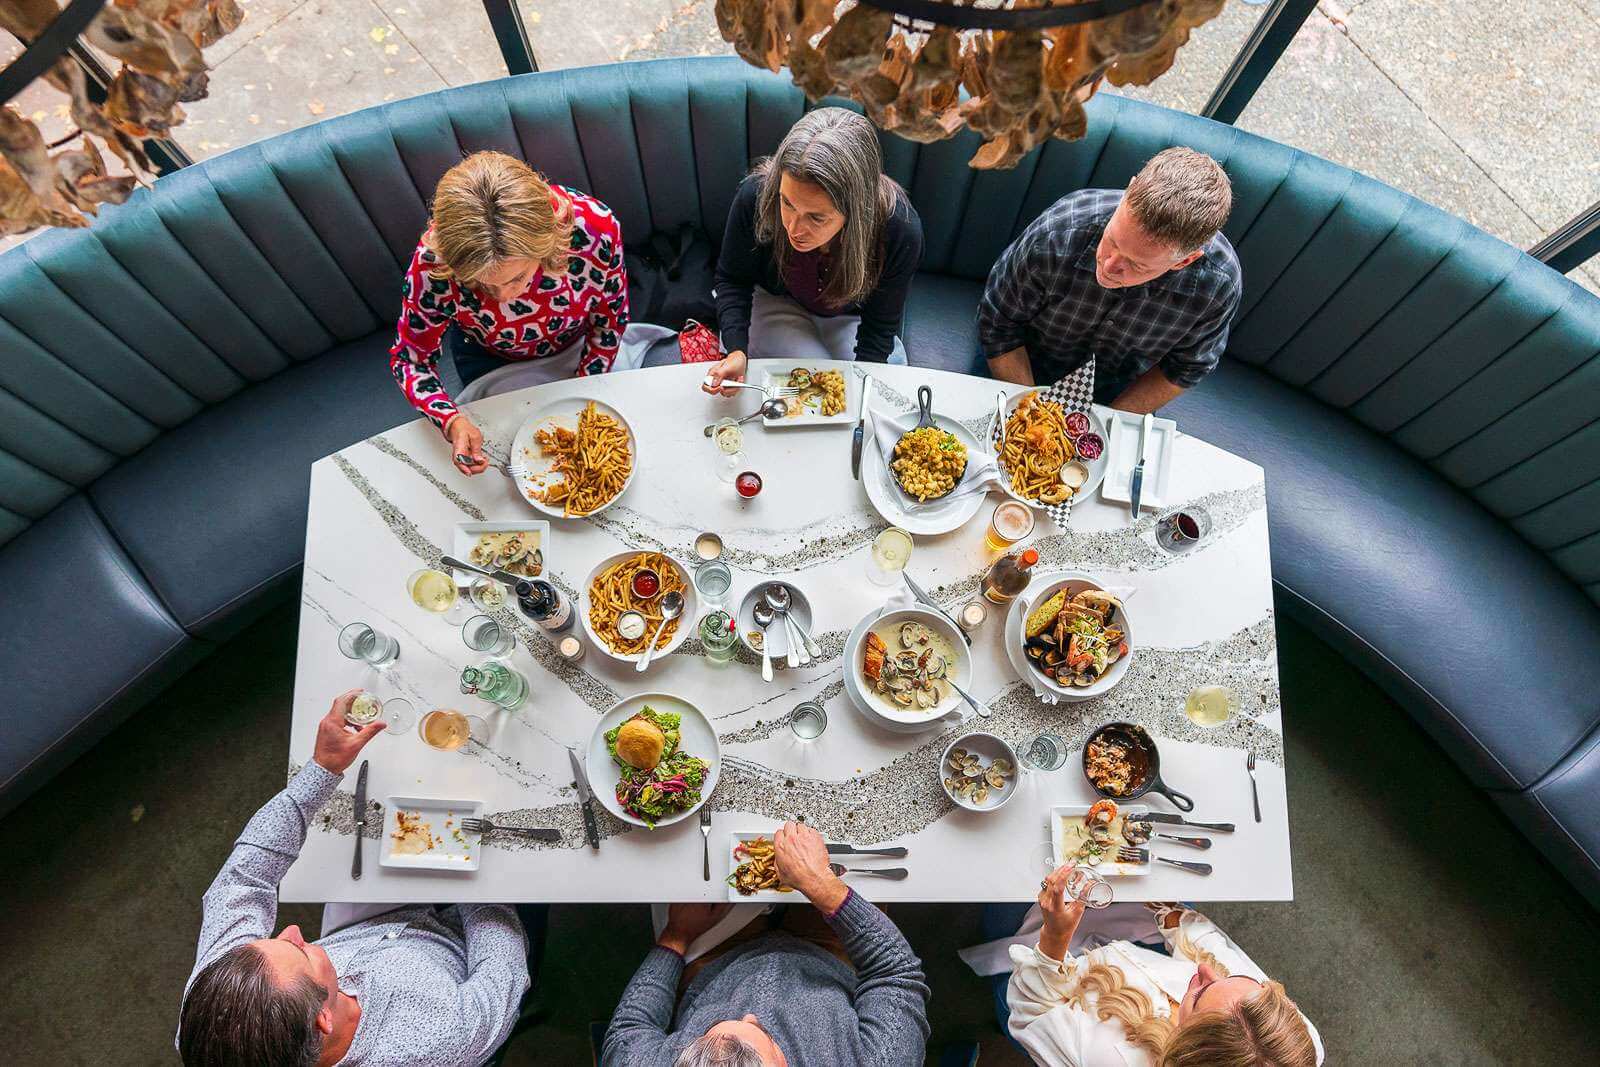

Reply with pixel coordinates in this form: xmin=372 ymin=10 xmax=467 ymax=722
xmin=674 ymin=1032 xmax=766 ymax=1067
xmin=753 ymin=106 xmax=906 ymax=308
xmin=179 ymin=943 xmax=326 ymax=1067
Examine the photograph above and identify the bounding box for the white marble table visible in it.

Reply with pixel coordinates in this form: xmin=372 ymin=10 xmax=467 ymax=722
xmin=281 ymin=361 xmax=1292 ymax=903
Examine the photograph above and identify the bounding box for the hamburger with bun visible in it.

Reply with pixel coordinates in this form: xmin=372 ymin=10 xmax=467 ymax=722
xmin=615 ymin=715 xmax=667 ymax=770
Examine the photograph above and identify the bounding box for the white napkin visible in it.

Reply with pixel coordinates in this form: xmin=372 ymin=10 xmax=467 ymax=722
xmin=649 ymin=902 xmax=773 ymax=964
xmin=870 ymin=403 xmax=1000 ymax=504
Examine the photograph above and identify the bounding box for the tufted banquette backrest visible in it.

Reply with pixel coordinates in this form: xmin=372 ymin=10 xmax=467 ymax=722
xmin=2 ymin=57 xmax=1597 ymax=601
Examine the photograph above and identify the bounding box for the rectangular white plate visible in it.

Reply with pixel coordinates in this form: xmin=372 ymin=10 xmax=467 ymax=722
xmin=755 ymin=359 xmax=860 ymax=428
xmin=1101 ymin=411 xmax=1177 ymax=509
xmin=451 ymin=521 xmax=551 ymax=586
xmin=1051 ymin=804 xmax=1152 ymax=876
xmin=379 ymin=795 xmax=484 ymax=872
xmin=726 ymin=832 xmax=804 ymax=903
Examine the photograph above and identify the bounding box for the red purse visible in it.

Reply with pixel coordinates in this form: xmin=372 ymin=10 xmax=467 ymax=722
xmin=677 ymin=319 xmax=722 ymax=363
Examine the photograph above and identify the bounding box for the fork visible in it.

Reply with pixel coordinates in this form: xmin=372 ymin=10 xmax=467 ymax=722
xmin=699 ymin=807 xmax=712 ymax=882
xmin=705 ymin=378 xmax=802 ymax=400
xmin=1117 ymin=846 xmax=1212 ymax=875
xmin=460 ymin=817 xmax=561 ymax=842
xmin=1247 ymin=749 xmax=1261 ymax=823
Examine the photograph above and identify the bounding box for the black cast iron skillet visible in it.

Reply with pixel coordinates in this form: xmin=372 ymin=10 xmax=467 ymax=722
xmin=893 ymin=385 xmax=968 ymax=503
xmin=1082 ymin=721 xmax=1194 ymax=812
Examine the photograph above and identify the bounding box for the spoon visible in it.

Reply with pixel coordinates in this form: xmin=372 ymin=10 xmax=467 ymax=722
xmin=702 ymin=397 xmax=788 ymax=437
xmin=763 ymin=584 xmax=807 ymax=668
xmin=752 ymin=601 xmax=776 ymax=683
xmin=829 ymin=863 xmax=909 ymax=880
xmin=767 ymin=582 xmax=821 ymax=660
xmin=947 ymin=677 xmax=991 ymax=719
xmin=635 ymin=591 xmax=684 ymax=673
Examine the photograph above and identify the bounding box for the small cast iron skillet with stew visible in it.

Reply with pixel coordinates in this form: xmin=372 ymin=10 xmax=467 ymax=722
xmin=1082 ymin=721 xmax=1194 ymax=811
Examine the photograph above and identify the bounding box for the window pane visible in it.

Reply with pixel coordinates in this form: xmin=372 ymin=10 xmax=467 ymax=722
xmin=1106 ymin=1 xmax=1274 ymax=114
xmin=517 ymin=0 xmax=732 ymax=68
xmin=175 ymin=0 xmax=507 ymax=161
xmin=1234 ymin=3 xmax=1599 ymax=295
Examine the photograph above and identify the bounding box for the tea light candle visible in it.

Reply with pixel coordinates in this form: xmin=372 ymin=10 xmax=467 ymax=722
xmin=958 ymin=600 xmax=988 ymax=632
xmin=558 ymin=635 xmax=585 ymax=663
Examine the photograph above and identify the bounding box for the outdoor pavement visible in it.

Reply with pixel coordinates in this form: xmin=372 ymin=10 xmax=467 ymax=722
xmin=4 ymin=2 xmax=1596 ymax=293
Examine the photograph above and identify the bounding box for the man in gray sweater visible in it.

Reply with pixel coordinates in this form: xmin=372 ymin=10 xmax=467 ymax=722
xmin=603 ymin=821 xmax=930 ymax=1066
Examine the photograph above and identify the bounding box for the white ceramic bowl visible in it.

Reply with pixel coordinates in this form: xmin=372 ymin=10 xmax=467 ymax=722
xmin=736 ymin=581 xmax=813 ymax=661
xmin=843 ymin=605 xmax=972 ymax=727
xmin=580 ymin=551 xmax=698 ymax=666
xmin=1011 ymin=571 xmax=1134 ymax=700
xmin=939 ymin=732 xmax=1021 ymax=813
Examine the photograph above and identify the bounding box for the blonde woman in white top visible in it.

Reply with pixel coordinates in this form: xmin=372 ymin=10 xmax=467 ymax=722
xmin=1007 ymin=865 xmax=1324 ymax=1066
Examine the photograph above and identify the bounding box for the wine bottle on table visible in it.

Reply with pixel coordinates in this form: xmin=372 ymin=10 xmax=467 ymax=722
xmin=981 ymin=547 xmax=1039 ymax=605
xmin=516 ymin=579 xmax=573 ymax=633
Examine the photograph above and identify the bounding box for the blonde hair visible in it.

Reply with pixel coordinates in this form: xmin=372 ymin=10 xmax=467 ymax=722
xmin=426 ymin=151 xmax=572 ymax=284
xmin=1062 ymin=932 xmax=1315 ymax=1066
xmin=1124 ymin=146 xmax=1232 ymax=254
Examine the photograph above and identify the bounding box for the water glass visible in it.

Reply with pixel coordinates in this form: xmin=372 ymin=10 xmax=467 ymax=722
xmin=692 ymin=559 xmax=733 ymax=608
xmin=1019 ymin=732 xmax=1068 ymax=772
xmin=462 ymin=614 xmax=516 ymax=658
xmin=789 ymin=700 xmax=828 ymax=741
xmin=338 ymin=622 xmax=399 ymax=667
xmin=699 ymin=609 xmax=739 ymax=664
xmin=1063 ymin=866 xmax=1115 ymax=909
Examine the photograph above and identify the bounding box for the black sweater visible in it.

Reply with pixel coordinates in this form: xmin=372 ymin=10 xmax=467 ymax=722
xmin=714 ymin=176 xmax=924 ymax=363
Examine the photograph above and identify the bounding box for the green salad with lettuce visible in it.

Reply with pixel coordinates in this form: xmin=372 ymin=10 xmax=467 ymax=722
xmin=604 ymin=707 xmax=708 ymax=827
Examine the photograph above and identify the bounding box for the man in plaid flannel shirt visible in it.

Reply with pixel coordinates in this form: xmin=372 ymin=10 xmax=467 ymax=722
xmin=978 ymin=147 xmax=1241 ymax=414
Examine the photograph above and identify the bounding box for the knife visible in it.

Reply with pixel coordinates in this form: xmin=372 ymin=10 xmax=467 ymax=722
xmin=567 ymin=747 xmax=600 ymax=851
xmin=1138 ymin=811 xmax=1234 ymax=833
xmin=440 ymin=554 xmax=522 ymax=588
xmin=826 ymin=843 xmax=908 ymax=858
xmin=1129 ymin=412 xmax=1152 ymax=518
xmin=851 ymin=375 xmax=874 ymax=480
xmin=901 ymin=573 xmax=972 ymax=646
xmin=351 ymin=759 xmax=369 ymax=880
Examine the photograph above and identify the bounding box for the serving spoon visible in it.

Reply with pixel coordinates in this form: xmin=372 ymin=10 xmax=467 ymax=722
xmin=635 ymin=591 xmax=684 ymax=673
xmin=764 ymin=584 xmax=811 ymax=667
xmin=766 ymin=583 xmax=821 ymax=661
xmin=752 ymin=602 xmax=776 ymax=683
xmin=702 ymin=397 xmax=788 ymax=437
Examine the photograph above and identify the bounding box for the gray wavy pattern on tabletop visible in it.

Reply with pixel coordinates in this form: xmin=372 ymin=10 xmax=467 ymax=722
xmin=331 ymin=455 xmax=618 ymax=713
xmin=363 ymin=435 xmax=487 ymax=520
xmin=587 ymin=505 xmax=893 ymax=574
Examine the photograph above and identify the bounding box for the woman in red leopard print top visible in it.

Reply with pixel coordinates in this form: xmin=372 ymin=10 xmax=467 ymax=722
xmin=389 ymin=151 xmax=628 ymax=475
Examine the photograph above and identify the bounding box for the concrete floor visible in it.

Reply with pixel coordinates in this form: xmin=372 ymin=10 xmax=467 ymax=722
xmin=3 ymin=2 xmax=1597 ymax=292
xmin=1 ymin=599 xmax=1596 ymax=1065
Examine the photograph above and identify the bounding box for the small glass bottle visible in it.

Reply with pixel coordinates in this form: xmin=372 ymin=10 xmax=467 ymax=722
xmin=515 ymin=578 xmax=573 ymax=633
xmin=460 ymin=662 xmax=528 ymax=711
xmin=981 ymin=547 xmax=1039 ymax=605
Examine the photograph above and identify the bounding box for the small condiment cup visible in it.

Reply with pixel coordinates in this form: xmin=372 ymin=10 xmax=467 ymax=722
xmin=631 ymin=568 xmax=662 ymax=600
xmin=617 ymin=610 xmax=647 ymax=641
xmin=735 ymin=471 xmax=763 ymax=498
xmin=694 ymin=531 xmax=725 ymax=562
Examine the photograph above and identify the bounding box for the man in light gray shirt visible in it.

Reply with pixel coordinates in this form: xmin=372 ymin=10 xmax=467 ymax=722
xmin=177 ymin=691 xmax=531 ymax=1066
xmin=603 ymin=821 xmax=930 ymax=1066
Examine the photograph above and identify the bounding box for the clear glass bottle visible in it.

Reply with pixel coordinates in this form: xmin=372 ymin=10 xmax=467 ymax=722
xmin=515 ymin=578 xmax=573 ymax=633
xmin=981 ymin=547 xmax=1039 ymax=605
xmin=460 ymin=662 xmax=528 ymax=711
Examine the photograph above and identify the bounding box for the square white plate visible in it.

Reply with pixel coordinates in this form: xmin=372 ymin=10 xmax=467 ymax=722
xmin=1051 ymin=804 xmax=1152 ymax=876
xmin=1101 ymin=412 xmax=1177 ymax=510
xmin=755 ymin=359 xmax=860 ymax=428
xmin=726 ymin=832 xmax=803 ymax=902
xmin=379 ymin=795 xmax=484 ymax=872
xmin=451 ymin=521 xmax=551 ymax=586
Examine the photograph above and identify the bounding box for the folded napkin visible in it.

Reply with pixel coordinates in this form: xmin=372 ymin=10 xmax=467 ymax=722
xmin=870 ymin=403 xmax=1001 ymax=505
xmin=650 ymin=902 xmax=773 ymax=964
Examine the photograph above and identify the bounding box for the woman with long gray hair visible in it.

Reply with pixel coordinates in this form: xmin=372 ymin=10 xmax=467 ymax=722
xmin=702 ymin=107 xmax=923 ymax=395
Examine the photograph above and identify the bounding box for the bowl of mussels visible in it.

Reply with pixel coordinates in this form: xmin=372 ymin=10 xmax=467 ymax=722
xmin=1017 ymin=573 xmax=1133 ymax=700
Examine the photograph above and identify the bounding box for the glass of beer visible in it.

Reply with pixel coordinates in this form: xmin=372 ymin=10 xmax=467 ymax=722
xmin=986 ymin=500 xmax=1036 ymax=552
xmin=418 ymin=708 xmax=489 ymax=752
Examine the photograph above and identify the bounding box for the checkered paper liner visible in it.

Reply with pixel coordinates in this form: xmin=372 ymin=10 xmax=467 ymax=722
xmin=988 ymin=358 xmax=1097 ymax=527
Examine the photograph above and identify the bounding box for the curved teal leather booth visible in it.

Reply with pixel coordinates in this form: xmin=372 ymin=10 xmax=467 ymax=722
xmin=2 ymin=57 xmax=1597 ymax=906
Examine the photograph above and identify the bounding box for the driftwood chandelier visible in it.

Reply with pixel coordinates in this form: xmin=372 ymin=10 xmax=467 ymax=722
xmin=0 ymin=0 xmax=242 ymax=236
xmin=715 ymin=0 xmax=1225 ymax=168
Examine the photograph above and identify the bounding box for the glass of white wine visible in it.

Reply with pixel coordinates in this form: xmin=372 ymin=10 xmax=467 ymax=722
xmin=407 ymin=568 xmax=466 ymax=623
xmin=865 ymin=526 xmax=914 ymax=586
xmin=711 ymin=417 xmax=743 ymax=483
xmin=417 ymin=707 xmax=490 ymax=753
xmin=346 ymin=692 xmax=413 ymax=734
xmin=1184 ymin=685 xmax=1239 ymax=728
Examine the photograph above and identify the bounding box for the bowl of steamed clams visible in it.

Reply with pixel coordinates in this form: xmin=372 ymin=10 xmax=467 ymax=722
xmin=847 ymin=606 xmax=972 ymax=726
xmin=1018 ymin=574 xmax=1132 ymax=699
xmin=939 ymin=732 xmax=1019 ymax=812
